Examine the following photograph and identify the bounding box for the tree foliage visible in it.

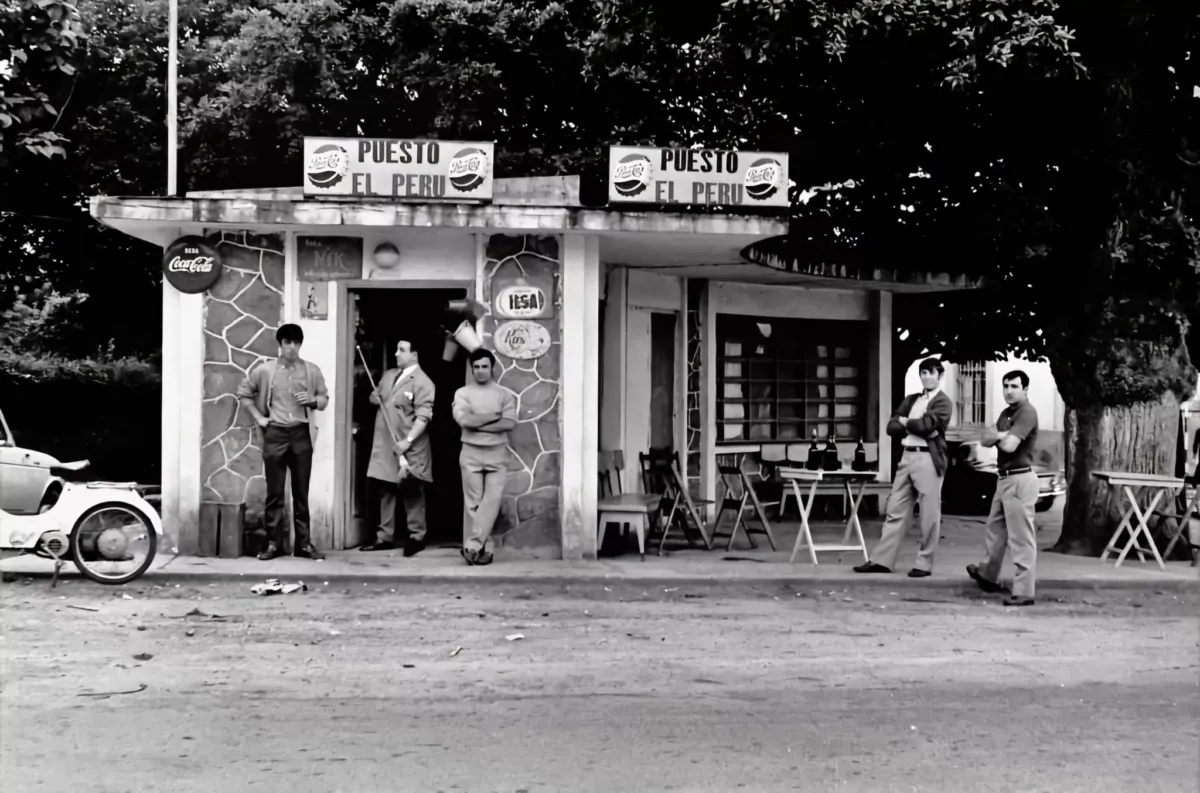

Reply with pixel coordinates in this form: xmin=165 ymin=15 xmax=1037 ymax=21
xmin=0 ymin=0 xmax=86 ymax=165
xmin=2 ymin=0 xmax=1197 ymax=550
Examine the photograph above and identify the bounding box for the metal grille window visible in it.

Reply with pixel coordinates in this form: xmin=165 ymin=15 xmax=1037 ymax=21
xmin=715 ymin=314 xmax=868 ymax=443
xmin=956 ymin=361 xmax=988 ymax=426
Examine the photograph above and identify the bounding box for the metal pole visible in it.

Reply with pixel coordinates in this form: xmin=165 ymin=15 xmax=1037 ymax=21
xmin=167 ymin=0 xmax=178 ymax=196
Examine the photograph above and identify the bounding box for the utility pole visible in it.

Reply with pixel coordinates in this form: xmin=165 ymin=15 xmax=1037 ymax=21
xmin=167 ymin=0 xmax=178 ymax=196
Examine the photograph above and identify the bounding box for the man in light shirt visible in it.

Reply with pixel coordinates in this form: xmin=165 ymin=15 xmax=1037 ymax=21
xmin=854 ymin=357 xmax=953 ymax=577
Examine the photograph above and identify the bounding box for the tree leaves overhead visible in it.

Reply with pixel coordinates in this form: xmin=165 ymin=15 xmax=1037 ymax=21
xmin=0 ymin=0 xmax=86 ymax=167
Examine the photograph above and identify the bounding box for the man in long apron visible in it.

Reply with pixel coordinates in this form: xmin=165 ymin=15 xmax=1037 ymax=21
xmin=361 ymin=339 xmax=436 ymax=557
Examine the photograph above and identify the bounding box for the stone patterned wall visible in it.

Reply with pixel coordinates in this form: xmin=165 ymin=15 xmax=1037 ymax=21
xmin=686 ymin=279 xmax=704 ymax=500
xmin=479 ymin=235 xmax=562 ymax=551
xmin=199 ymin=232 xmax=285 ymax=527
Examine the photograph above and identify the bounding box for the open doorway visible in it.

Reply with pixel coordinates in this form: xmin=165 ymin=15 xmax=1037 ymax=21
xmin=348 ymin=287 xmax=468 ymax=548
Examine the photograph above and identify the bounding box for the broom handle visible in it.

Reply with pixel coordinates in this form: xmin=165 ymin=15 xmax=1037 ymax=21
xmin=355 ymin=345 xmax=406 ymax=457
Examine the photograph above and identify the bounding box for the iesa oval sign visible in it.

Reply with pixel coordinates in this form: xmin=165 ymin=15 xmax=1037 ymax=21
xmin=162 ymin=236 xmax=222 ymax=294
xmin=495 ymin=284 xmax=548 ymax=319
xmin=493 ymin=320 xmax=551 ymax=361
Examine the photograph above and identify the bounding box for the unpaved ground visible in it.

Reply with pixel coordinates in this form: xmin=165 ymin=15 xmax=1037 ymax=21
xmin=1 ymin=579 xmax=1197 ymax=793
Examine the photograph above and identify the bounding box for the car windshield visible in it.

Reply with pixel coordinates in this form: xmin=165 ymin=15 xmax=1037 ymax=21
xmin=0 ymin=409 xmax=10 ymax=445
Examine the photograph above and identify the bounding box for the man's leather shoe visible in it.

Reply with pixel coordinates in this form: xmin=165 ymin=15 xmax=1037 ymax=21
xmin=966 ymin=564 xmax=1008 ymax=594
xmin=403 ymin=538 xmax=425 ymax=558
xmin=1002 ymin=595 xmax=1035 ymax=607
xmin=257 ymin=543 xmax=283 ymax=561
xmin=360 ymin=542 xmax=394 ymax=552
xmin=853 ymin=561 xmax=891 ymax=574
xmin=295 ymin=544 xmax=325 ymax=561
xmin=908 ymin=569 xmax=931 ymax=578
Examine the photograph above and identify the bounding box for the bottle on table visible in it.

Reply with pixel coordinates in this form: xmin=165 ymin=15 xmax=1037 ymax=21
xmin=852 ymin=437 xmax=869 ymax=471
xmin=823 ymin=430 xmax=842 ymax=471
xmin=805 ymin=429 xmax=822 ymax=471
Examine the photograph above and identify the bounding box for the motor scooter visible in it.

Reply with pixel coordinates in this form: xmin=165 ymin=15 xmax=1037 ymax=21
xmin=0 ymin=460 xmax=163 ymax=585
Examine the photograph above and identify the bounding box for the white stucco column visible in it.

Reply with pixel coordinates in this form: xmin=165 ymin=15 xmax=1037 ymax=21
xmin=161 ymin=227 xmax=201 ymax=554
xmin=700 ymin=283 xmax=717 ymax=518
xmin=874 ymin=291 xmax=894 ymax=482
xmin=560 ymin=232 xmax=599 ymax=560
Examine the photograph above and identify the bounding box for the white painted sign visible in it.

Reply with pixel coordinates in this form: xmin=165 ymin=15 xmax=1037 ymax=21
xmin=495 ymin=285 xmax=549 ymax=319
xmin=608 ymin=146 xmax=790 ymax=208
xmin=303 ymin=137 xmax=494 ymax=201
xmin=493 ymin=320 xmax=552 ymax=360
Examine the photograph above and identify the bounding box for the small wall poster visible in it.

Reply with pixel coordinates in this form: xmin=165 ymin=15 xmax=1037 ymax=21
xmin=300 ymin=280 xmax=329 ymax=320
xmin=296 ymin=235 xmax=364 ymax=282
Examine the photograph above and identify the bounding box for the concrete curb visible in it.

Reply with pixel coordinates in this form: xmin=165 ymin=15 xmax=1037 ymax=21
xmin=12 ymin=568 xmax=1193 ymax=593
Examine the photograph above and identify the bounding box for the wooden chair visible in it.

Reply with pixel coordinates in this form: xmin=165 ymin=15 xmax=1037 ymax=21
xmin=754 ymin=443 xmax=788 ymax=516
xmin=638 ymin=448 xmax=713 ymax=555
xmin=597 ymin=450 xmax=660 ymax=560
xmin=710 ymin=464 xmax=779 ymax=552
xmin=1151 ymin=476 xmax=1200 ymax=566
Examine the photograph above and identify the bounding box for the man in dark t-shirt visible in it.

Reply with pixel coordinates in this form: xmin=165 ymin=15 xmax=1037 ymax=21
xmin=967 ymin=369 xmax=1040 ymax=606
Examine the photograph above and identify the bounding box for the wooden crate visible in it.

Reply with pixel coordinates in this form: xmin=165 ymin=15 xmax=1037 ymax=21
xmin=199 ymin=502 xmax=247 ymax=558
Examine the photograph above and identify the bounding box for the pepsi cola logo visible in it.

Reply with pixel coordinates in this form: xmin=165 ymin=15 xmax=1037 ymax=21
xmin=613 ymin=154 xmax=653 ymax=197
xmin=306 ymin=143 xmax=349 ymax=189
xmin=744 ymin=158 xmax=783 ymax=201
xmin=448 ymin=147 xmax=490 ymax=192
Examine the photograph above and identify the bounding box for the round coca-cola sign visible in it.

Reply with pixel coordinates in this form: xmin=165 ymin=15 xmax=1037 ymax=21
xmin=162 ymin=236 xmax=222 ymax=294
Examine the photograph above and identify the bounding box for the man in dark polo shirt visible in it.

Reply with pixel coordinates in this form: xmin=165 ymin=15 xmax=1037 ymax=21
xmin=237 ymin=324 xmax=329 ymax=561
xmin=968 ymin=369 xmax=1040 ymax=606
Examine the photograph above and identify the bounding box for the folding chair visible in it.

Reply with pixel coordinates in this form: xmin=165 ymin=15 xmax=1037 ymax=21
xmin=1153 ymin=475 xmax=1200 ymax=566
xmin=639 ymin=448 xmax=713 ymax=555
xmin=709 ymin=463 xmax=778 ymax=552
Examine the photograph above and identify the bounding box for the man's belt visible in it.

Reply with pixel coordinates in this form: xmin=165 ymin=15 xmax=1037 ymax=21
xmin=998 ymin=466 xmax=1033 ymax=478
xmin=901 ymin=446 xmax=929 ymax=453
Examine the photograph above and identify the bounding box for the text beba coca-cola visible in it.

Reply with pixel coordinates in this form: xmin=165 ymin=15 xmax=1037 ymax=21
xmin=167 ymin=255 xmax=215 ymax=274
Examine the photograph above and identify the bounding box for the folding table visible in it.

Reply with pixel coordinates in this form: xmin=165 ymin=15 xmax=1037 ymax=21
xmin=780 ymin=468 xmax=877 ymax=565
xmin=1092 ymin=471 xmax=1183 ymax=570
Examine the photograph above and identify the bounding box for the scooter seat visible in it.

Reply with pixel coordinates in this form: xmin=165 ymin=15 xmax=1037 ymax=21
xmin=50 ymin=460 xmax=91 ymax=481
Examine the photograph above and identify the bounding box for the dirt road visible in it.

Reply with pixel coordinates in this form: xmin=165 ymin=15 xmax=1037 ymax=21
xmin=2 ymin=579 xmax=1197 ymax=793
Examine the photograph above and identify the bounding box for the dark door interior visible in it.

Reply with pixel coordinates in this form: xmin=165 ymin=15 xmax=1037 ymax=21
xmin=351 ymin=287 xmax=467 ymax=547
xmin=649 ymin=312 xmax=677 ymax=450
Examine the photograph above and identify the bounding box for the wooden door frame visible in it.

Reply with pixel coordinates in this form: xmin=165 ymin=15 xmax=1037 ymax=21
xmin=333 ymin=278 xmax=475 ymax=549
xmin=627 ymin=305 xmax=686 ymax=485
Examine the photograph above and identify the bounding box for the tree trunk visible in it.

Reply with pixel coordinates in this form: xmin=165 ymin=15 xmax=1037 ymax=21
xmin=1055 ymin=395 xmax=1180 ymax=556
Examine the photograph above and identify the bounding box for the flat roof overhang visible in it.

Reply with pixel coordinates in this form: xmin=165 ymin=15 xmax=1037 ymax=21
xmin=90 ymin=194 xmax=977 ymax=292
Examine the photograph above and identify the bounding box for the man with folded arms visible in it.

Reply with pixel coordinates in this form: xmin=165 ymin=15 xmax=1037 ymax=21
xmin=452 ymin=348 xmax=518 ymax=566
xmin=854 ymin=357 xmax=952 ymax=577
xmin=968 ymin=370 xmax=1040 ymax=607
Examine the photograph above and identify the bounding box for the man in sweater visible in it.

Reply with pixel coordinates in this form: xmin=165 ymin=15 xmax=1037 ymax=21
xmin=236 ymin=323 xmax=328 ymax=561
xmin=452 ymin=348 xmax=518 ymax=566
xmin=968 ymin=370 xmax=1041 ymax=606
xmin=854 ymin=357 xmax=953 ymax=577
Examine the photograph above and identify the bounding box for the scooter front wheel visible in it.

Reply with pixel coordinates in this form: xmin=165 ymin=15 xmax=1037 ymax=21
xmin=70 ymin=503 xmax=158 ymax=585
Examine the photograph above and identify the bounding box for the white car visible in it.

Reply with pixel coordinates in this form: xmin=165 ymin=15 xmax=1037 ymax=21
xmin=0 ymin=407 xmax=62 ymax=515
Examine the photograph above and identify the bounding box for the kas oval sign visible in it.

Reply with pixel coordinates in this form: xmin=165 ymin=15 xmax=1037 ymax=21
xmin=162 ymin=236 xmax=222 ymax=294
xmin=494 ymin=284 xmax=549 ymax=320
xmin=493 ymin=320 xmax=551 ymax=361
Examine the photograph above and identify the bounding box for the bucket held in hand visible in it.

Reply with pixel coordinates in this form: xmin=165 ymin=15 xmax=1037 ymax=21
xmin=441 ymin=298 xmax=487 ymax=361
